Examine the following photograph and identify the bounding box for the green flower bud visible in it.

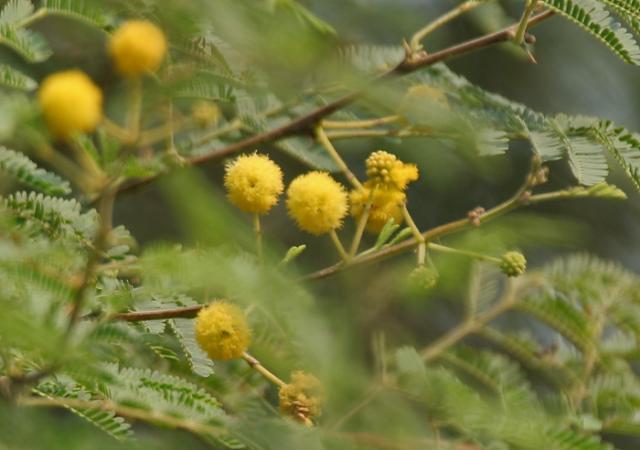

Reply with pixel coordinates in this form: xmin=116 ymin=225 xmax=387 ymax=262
xmin=408 ymin=265 xmax=439 ymax=292
xmin=500 ymin=251 xmax=527 ymax=277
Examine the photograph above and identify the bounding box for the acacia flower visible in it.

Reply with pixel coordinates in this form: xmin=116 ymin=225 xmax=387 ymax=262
xmin=192 ymin=101 xmax=221 ymax=128
xmin=365 ymin=150 xmax=419 ymax=191
xmin=224 ymin=153 xmax=284 ymax=214
xmin=38 ymin=70 xmax=103 ymax=139
xmin=109 ymin=20 xmax=167 ymax=77
xmin=500 ymin=251 xmax=527 ymax=277
xmin=286 ymin=171 xmax=348 ymax=235
xmin=350 ymin=182 xmax=406 ymax=233
xmin=195 ymin=301 xmax=251 ymax=360
xmin=279 ymin=371 xmax=324 ymax=423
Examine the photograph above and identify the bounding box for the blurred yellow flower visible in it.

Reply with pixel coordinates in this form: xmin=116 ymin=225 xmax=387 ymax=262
xmin=365 ymin=150 xmax=419 ymax=191
xmin=286 ymin=171 xmax=348 ymax=235
xmin=224 ymin=153 xmax=284 ymax=214
xmin=192 ymin=101 xmax=221 ymax=128
xmin=38 ymin=70 xmax=103 ymax=139
xmin=195 ymin=301 xmax=251 ymax=360
xmin=109 ymin=20 xmax=167 ymax=77
xmin=279 ymin=370 xmax=324 ymax=423
xmin=350 ymin=182 xmax=406 ymax=233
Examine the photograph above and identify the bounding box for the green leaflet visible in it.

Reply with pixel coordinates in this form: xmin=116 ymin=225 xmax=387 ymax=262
xmin=0 ymin=147 xmax=70 ymax=194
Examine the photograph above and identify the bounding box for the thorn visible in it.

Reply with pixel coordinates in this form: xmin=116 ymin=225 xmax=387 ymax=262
xmin=526 ymin=49 xmax=538 ymax=64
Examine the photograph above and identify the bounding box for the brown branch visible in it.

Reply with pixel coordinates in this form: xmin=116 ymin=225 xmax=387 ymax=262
xmin=113 ymin=305 xmax=203 ymax=321
xmin=116 ymin=10 xmax=554 ymax=195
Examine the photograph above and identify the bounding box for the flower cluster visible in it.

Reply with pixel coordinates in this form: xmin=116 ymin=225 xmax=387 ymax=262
xmin=350 ymin=185 xmax=405 ymax=233
xmin=351 ymin=150 xmax=419 ymax=232
xmin=195 ymin=301 xmax=251 ymax=360
xmin=365 ymin=150 xmax=419 ymax=191
xmin=278 ymin=370 xmax=324 ymax=423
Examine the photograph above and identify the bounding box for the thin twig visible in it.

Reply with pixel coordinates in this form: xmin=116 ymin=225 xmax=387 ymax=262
xmin=242 ymin=352 xmax=286 ymax=388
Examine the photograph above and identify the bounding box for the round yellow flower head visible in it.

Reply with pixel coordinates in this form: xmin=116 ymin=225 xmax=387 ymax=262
xmin=109 ymin=20 xmax=167 ymax=77
xmin=350 ymin=182 xmax=406 ymax=233
xmin=192 ymin=101 xmax=221 ymax=128
xmin=279 ymin=371 xmax=324 ymax=424
xmin=224 ymin=153 xmax=284 ymax=214
xmin=365 ymin=150 xmax=419 ymax=191
xmin=38 ymin=70 xmax=103 ymax=139
xmin=195 ymin=301 xmax=251 ymax=360
xmin=286 ymin=171 xmax=348 ymax=235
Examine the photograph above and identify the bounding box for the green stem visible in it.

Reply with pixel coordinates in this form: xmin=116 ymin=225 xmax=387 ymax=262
xmin=350 ymin=193 xmax=374 ymax=257
xmin=427 ymin=243 xmax=501 ymax=264
xmin=322 ymin=115 xmax=401 ymax=129
xmin=315 ymin=126 xmax=363 ymax=190
xmin=242 ymin=352 xmax=286 ymax=388
xmin=330 ymin=230 xmax=350 ymax=262
xmin=409 ymin=0 xmax=482 ymax=52
xmin=253 ymin=213 xmax=263 ymax=262
xmin=420 ymin=281 xmax=517 ymax=361
xmin=514 ymin=0 xmax=539 ymax=44
xmin=127 ymin=78 xmax=142 ymax=142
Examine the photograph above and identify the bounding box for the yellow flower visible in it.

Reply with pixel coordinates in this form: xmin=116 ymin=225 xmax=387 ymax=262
xmin=224 ymin=153 xmax=284 ymax=214
xmin=279 ymin=371 xmax=324 ymax=423
xmin=286 ymin=171 xmax=348 ymax=235
xmin=192 ymin=101 xmax=221 ymax=128
xmin=38 ymin=70 xmax=103 ymax=139
xmin=109 ymin=20 xmax=167 ymax=77
xmin=365 ymin=150 xmax=419 ymax=191
xmin=350 ymin=182 xmax=406 ymax=233
xmin=195 ymin=301 xmax=251 ymax=360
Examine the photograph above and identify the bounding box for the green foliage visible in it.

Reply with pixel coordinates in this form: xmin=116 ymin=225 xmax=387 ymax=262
xmin=0 ymin=1 xmax=640 ymax=449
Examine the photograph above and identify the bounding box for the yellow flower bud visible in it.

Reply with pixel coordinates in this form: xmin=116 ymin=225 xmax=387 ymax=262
xmin=195 ymin=301 xmax=251 ymax=360
xmin=350 ymin=182 xmax=406 ymax=233
xmin=192 ymin=101 xmax=221 ymax=128
xmin=286 ymin=171 xmax=348 ymax=235
xmin=224 ymin=153 xmax=284 ymax=214
xmin=365 ymin=150 xmax=418 ymax=191
xmin=279 ymin=371 xmax=324 ymax=423
xmin=109 ymin=20 xmax=167 ymax=77
xmin=38 ymin=70 xmax=103 ymax=139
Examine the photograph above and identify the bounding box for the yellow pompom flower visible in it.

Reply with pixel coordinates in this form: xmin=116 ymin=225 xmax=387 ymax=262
xmin=38 ymin=70 xmax=103 ymax=139
xmin=365 ymin=150 xmax=419 ymax=191
xmin=109 ymin=20 xmax=167 ymax=77
xmin=350 ymin=183 xmax=406 ymax=233
xmin=279 ymin=371 xmax=324 ymax=424
xmin=286 ymin=171 xmax=348 ymax=235
xmin=195 ymin=301 xmax=251 ymax=360
xmin=224 ymin=153 xmax=284 ymax=214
